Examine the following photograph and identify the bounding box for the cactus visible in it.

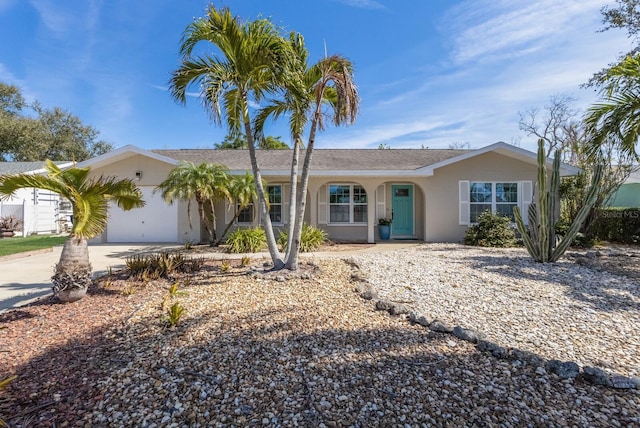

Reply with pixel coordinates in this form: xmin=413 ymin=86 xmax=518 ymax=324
xmin=514 ymin=139 xmax=602 ymax=263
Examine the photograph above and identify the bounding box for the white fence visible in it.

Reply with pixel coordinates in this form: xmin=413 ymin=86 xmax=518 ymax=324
xmin=0 ymin=190 xmax=72 ymax=236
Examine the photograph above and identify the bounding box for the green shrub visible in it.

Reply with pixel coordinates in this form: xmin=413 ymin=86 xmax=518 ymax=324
xmin=589 ymin=208 xmax=640 ymax=244
xmin=278 ymin=223 xmax=328 ymax=252
xmin=226 ymin=227 xmax=266 ymax=253
xmin=125 ymin=252 xmax=203 ymax=279
xmin=464 ymin=210 xmax=517 ymax=247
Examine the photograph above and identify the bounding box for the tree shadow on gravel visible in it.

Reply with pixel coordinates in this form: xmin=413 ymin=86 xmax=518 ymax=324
xmin=464 ymin=254 xmax=640 ymax=313
xmin=2 ymin=304 xmax=639 ymax=427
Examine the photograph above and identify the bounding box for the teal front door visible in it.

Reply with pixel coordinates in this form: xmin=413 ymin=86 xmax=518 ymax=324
xmin=391 ymin=185 xmax=414 ymax=237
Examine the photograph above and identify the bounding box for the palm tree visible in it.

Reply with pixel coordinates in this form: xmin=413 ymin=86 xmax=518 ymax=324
xmin=155 ymin=161 xmax=229 ymax=246
xmin=170 ymin=5 xmax=293 ymax=268
xmin=0 ymin=160 xmax=144 ymax=302
xmin=216 ymin=171 xmax=259 ymax=245
xmin=585 ymin=54 xmax=640 ymax=161
xmin=256 ymin=33 xmax=359 ymax=269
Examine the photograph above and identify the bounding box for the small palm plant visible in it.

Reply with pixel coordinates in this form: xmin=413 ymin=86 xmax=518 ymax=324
xmin=0 ymin=160 xmax=144 ymax=302
xmin=155 ymin=161 xmax=229 ymax=246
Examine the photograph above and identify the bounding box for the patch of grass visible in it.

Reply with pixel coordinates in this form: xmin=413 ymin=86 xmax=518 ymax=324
xmin=0 ymin=234 xmax=67 ymax=257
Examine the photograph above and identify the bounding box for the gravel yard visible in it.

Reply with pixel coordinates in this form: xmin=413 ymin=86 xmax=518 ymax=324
xmin=1 ymin=244 xmax=639 ymax=427
xmin=350 ymin=244 xmax=640 ymax=379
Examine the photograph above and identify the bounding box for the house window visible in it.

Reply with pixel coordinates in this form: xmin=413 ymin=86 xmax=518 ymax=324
xmin=267 ymin=185 xmax=282 ymax=224
xmin=237 ymin=203 xmax=254 ymax=224
xmin=470 ymin=182 xmax=518 ymax=223
xmin=329 ymin=184 xmax=367 ymax=223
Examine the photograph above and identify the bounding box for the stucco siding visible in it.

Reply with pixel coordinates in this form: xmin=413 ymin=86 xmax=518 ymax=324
xmin=88 ymin=155 xmax=198 ymax=244
xmin=424 ymin=152 xmax=538 ymax=242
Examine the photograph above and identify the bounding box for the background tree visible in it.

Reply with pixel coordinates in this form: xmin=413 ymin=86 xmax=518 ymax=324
xmin=0 ymin=160 xmax=144 ymax=302
xmin=155 ymin=161 xmax=230 ymax=246
xmin=519 ymin=94 xmax=580 ymax=159
xmin=214 ymin=133 xmax=289 ymax=149
xmin=586 ymin=0 xmax=640 ymax=89
xmin=215 ymin=133 xmax=247 ymax=149
xmin=0 ymin=82 xmax=26 ymax=116
xmin=448 ymin=141 xmax=471 ymax=150
xmin=0 ymin=82 xmax=113 ymax=161
xmin=520 ymin=95 xmax=635 ymax=234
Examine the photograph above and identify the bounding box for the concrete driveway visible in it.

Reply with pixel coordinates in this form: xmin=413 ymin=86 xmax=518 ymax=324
xmin=0 ymin=241 xmax=420 ymax=313
xmin=0 ymin=243 xmax=181 ymax=313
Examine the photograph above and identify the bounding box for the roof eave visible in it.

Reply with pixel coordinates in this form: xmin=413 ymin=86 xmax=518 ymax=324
xmin=228 ymin=169 xmax=434 ymax=177
xmin=418 ymin=142 xmax=581 ymax=176
xmin=77 ymin=145 xmax=179 ymax=170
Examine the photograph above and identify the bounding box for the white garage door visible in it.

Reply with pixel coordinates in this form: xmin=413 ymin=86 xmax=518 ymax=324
xmin=107 ymin=186 xmax=178 ymax=243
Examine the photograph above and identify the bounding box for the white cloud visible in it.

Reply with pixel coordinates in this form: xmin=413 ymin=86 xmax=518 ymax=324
xmin=444 ymin=0 xmax=606 ymax=65
xmin=29 ymin=0 xmax=72 ymax=36
xmin=0 ymin=0 xmax=17 ymax=13
xmin=0 ymin=63 xmax=17 ymax=82
xmin=344 ymin=0 xmax=632 ymax=152
xmin=333 ymin=0 xmax=385 ymax=10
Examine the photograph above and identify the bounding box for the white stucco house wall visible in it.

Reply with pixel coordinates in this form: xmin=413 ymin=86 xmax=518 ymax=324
xmin=77 ymin=143 xmax=579 ymax=245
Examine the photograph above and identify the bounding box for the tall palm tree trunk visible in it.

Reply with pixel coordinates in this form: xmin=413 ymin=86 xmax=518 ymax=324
xmin=285 ymin=106 xmax=322 ymax=270
xmin=284 ymin=136 xmax=301 ymax=261
xmin=243 ymin=112 xmax=284 ymax=269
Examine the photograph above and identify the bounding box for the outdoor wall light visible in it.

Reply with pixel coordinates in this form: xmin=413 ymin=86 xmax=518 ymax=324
xmin=135 ymin=171 xmax=142 ymax=180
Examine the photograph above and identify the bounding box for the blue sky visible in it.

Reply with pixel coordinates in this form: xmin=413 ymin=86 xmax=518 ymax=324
xmin=0 ymin=0 xmax=631 ymax=152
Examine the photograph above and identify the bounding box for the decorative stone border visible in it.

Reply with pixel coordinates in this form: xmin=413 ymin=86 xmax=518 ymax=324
xmin=347 ymin=259 xmax=640 ymax=390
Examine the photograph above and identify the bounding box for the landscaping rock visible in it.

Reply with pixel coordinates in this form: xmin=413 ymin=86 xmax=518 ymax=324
xmin=428 ymin=320 xmax=453 ymax=333
xmin=610 ymin=374 xmax=638 ymax=389
xmin=546 ymin=360 xmax=580 ymax=379
xmin=360 ymin=289 xmax=378 ymax=301
xmin=408 ymin=312 xmax=430 ymax=327
xmin=388 ymin=303 xmax=410 ymax=316
xmin=582 ymin=366 xmax=612 ymax=387
xmin=375 ymin=300 xmax=393 ymax=311
xmin=452 ymin=326 xmax=485 ymax=343
xmin=511 ymin=349 xmax=544 ymax=366
xmin=476 ymin=340 xmax=508 ymax=359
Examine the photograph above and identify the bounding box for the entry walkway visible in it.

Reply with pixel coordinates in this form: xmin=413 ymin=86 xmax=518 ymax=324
xmin=0 ymin=241 xmax=419 ymax=312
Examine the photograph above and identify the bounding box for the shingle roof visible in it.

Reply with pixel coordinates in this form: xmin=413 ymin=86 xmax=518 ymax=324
xmin=151 ymin=149 xmax=469 ymax=171
xmin=0 ymin=161 xmax=70 ymax=175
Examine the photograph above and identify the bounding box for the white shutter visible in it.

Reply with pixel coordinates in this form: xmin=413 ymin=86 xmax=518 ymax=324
xmin=318 ymin=184 xmax=327 ymax=224
xmin=459 ymin=181 xmax=470 ymax=225
xmin=520 ymin=181 xmax=533 ymax=225
xmin=376 ymin=184 xmax=386 ymax=220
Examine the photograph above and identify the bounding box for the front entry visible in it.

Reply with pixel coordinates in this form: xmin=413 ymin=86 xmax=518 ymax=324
xmin=391 ymin=184 xmax=414 ymax=237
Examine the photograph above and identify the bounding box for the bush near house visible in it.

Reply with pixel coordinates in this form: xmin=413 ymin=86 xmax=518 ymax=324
xmin=464 ymin=210 xmax=517 ymax=248
xmin=226 ymin=227 xmax=267 ymax=253
xmin=588 ymin=208 xmax=640 ymax=244
xmin=277 ymin=223 xmax=327 ymax=253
